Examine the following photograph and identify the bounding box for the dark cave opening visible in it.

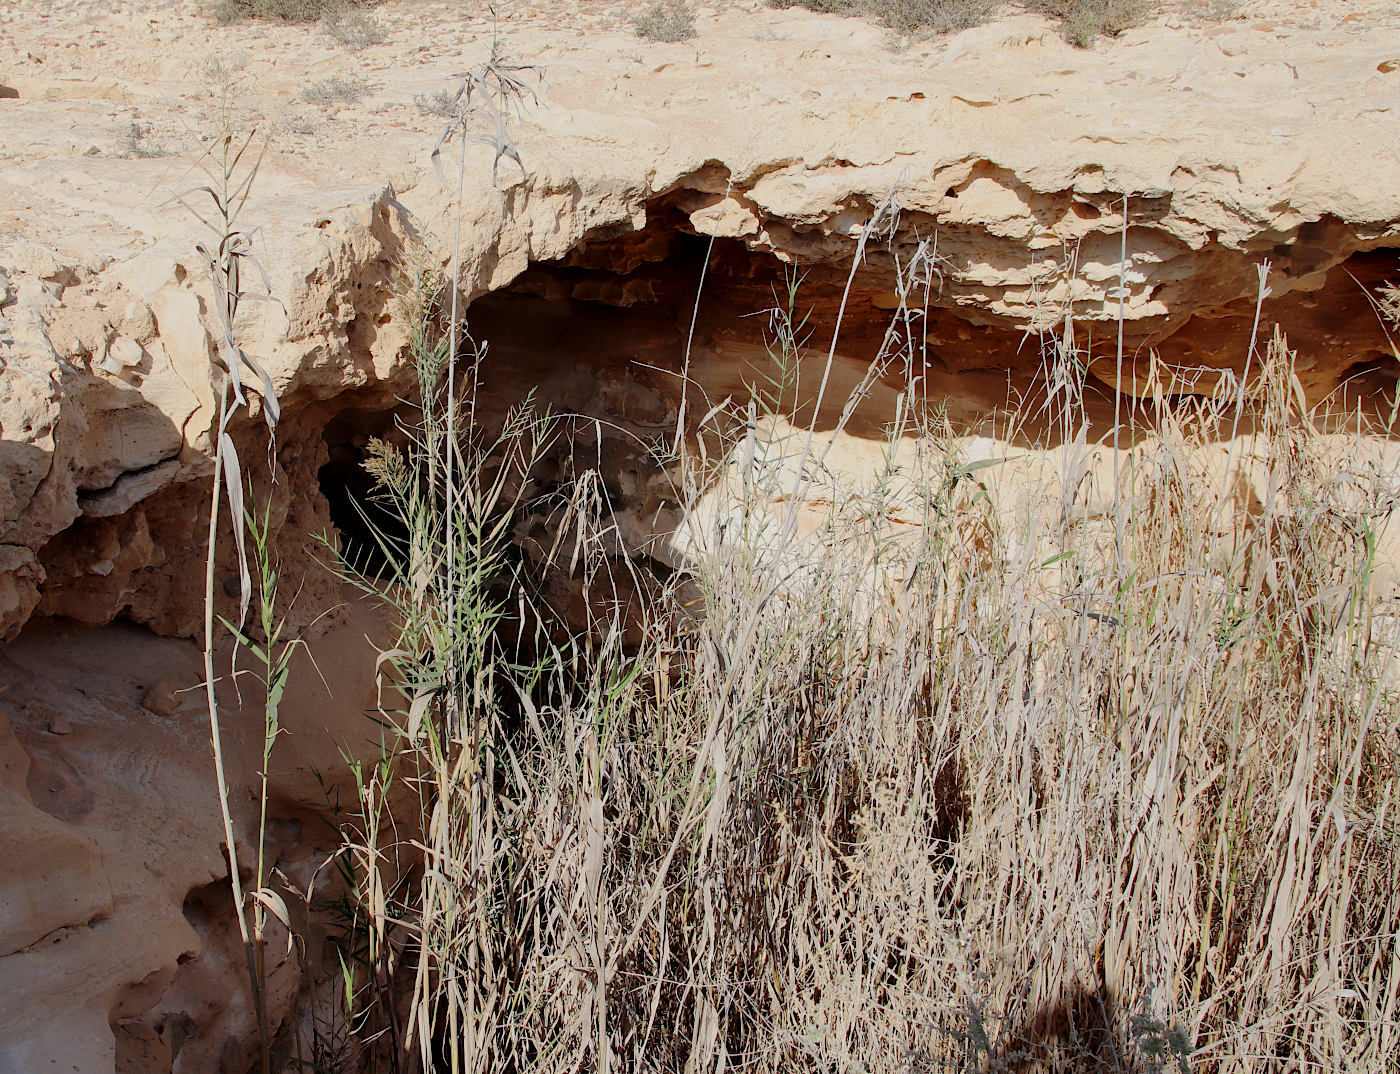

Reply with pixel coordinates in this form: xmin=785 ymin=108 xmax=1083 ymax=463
xmin=316 ymin=407 xmax=411 ymax=580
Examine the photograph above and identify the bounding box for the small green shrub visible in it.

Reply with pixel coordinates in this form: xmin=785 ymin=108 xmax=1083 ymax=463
xmin=1026 ymin=0 xmax=1151 ymax=46
xmin=632 ymin=0 xmax=698 ymax=43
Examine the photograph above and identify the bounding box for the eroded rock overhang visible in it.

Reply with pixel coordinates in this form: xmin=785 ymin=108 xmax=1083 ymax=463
xmin=2 ymin=6 xmax=1400 ymax=647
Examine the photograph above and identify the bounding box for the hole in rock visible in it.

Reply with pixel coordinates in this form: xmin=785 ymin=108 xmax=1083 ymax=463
xmin=1339 ymin=354 xmax=1400 ymax=401
xmin=317 ymin=406 xmax=411 ymax=579
xmin=315 ymin=203 xmax=1400 ymax=641
xmin=463 ymin=189 xmax=1118 ymax=459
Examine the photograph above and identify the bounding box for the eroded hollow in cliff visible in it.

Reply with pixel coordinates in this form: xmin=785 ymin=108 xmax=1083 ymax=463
xmin=413 ymin=195 xmax=1398 ymax=642
xmin=300 ymin=193 xmax=1400 ymax=642
xmin=464 ymin=193 xmax=1399 ymax=463
xmin=317 ymin=406 xmax=412 ymax=579
xmin=21 ymin=197 xmax=1400 ymax=648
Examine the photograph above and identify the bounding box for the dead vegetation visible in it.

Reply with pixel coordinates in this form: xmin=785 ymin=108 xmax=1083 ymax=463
xmin=210 ymin=0 xmax=379 ymax=22
xmin=632 ymin=0 xmax=700 ymax=42
xmin=1025 ymin=0 xmax=1150 ymax=45
xmin=210 ymin=0 xmax=388 ymax=48
xmin=118 ymin=119 xmax=176 ymax=158
xmin=169 ymin=15 xmax=1400 ymax=1073
xmin=294 ymin=242 xmax=1400 ymax=1071
xmin=301 ymin=73 xmax=372 ymax=106
xmin=767 ymin=0 xmax=1155 ymax=44
xmin=767 ymin=0 xmax=995 ymax=37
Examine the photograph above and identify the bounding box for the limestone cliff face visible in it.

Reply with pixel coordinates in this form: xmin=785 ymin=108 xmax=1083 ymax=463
xmin=0 ymin=0 xmax=1398 ymax=1069
xmin=4 ymin=2 xmax=1399 ymax=644
xmin=2 ymin=2 xmax=1397 ymax=644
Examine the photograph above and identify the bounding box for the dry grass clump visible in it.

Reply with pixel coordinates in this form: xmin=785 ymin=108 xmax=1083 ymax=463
xmin=119 ymin=119 xmax=176 ymax=158
xmin=413 ymin=85 xmax=462 ymax=117
xmin=211 ymin=0 xmax=376 ymax=23
xmin=767 ymin=0 xmax=995 ymax=37
xmin=305 ymin=226 xmax=1400 ymax=1072
xmin=1380 ymin=281 xmax=1400 ymax=331
xmin=321 ymin=6 xmax=389 ymax=49
xmin=301 ymin=73 xmax=372 ymax=106
xmin=1026 ymin=0 xmax=1150 ymax=45
xmin=632 ymin=0 xmax=699 ymax=43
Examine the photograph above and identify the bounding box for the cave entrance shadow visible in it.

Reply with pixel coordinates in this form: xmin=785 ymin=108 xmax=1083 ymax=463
xmin=911 ymin=983 xmax=1192 ymax=1074
xmin=467 ymin=201 xmax=1399 ymax=468
xmin=450 ymin=197 xmax=1400 ymax=647
xmin=317 ymin=405 xmax=414 ymax=581
xmin=985 ymin=983 xmax=1189 ymax=1074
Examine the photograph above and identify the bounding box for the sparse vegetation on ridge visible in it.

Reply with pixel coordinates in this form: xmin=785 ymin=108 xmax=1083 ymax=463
xmin=200 ymin=0 xmax=1186 ymax=50
xmin=210 ymin=0 xmax=388 ymax=48
xmin=1026 ymin=0 xmax=1150 ymax=45
xmin=210 ymin=0 xmax=379 ymax=24
xmin=767 ymin=0 xmax=996 ymax=37
xmin=767 ymin=0 xmax=1156 ymax=44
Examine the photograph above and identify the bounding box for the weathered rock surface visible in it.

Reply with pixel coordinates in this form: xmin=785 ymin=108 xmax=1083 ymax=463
xmin=3 ymin=0 xmax=1399 ymax=641
xmin=0 ymin=599 xmax=395 ymax=1073
xmin=1 ymin=0 xmax=1398 ymax=1070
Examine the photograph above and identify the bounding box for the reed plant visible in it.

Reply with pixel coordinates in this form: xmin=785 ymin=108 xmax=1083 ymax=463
xmin=165 ymin=25 xmax=1396 ymax=1072
xmin=272 ymin=25 xmax=1400 ymax=1066
xmin=316 ymin=195 xmax=1400 ymax=1073
xmin=174 ymin=122 xmax=292 ymax=1074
